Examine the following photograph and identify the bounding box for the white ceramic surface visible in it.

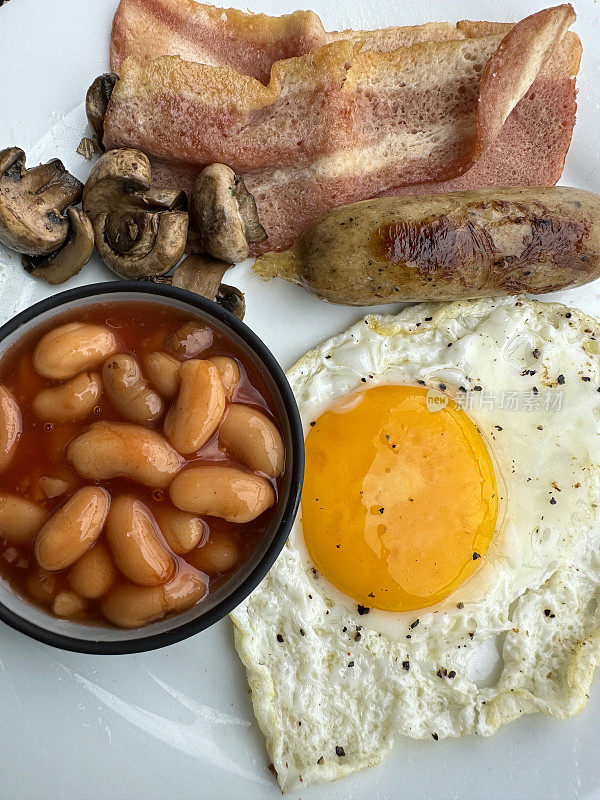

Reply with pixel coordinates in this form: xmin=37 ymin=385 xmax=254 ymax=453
xmin=0 ymin=0 xmax=599 ymax=798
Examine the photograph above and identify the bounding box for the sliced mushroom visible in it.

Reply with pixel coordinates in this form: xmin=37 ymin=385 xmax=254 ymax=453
xmin=190 ymin=164 xmax=267 ymax=263
xmin=85 ymin=73 xmax=118 ymax=146
xmin=0 ymin=147 xmax=83 ymax=256
xmin=93 ymin=209 xmax=188 ymax=278
xmin=168 ymin=254 xmax=246 ymax=320
xmin=23 ymin=207 xmax=94 ymax=285
xmin=82 ymin=148 xmax=187 ymax=221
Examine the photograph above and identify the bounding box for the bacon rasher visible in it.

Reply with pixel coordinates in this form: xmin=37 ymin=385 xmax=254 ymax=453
xmin=110 ymin=0 xmax=469 ymax=83
xmin=103 ymin=4 xmax=581 ymax=255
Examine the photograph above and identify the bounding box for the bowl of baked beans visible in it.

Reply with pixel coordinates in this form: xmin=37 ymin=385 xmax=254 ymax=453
xmin=0 ymin=282 xmax=303 ymax=653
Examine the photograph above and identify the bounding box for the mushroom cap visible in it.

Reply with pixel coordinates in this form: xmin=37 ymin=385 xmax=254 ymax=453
xmin=93 ymin=209 xmax=188 ymax=278
xmin=0 ymin=147 xmax=83 ymax=256
xmin=85 ymin=73 xmax=118 ymax=146
xmin=190 ymin=163 xmax=266 ymax=264
xmin=23 ymin=208 xmax=94 ymax=285
xmin=82 ymin=148 xmax=186 ymax=220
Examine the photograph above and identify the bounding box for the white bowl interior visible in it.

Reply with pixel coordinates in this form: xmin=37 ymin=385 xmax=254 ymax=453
xmin=0 ymin=289 xmax=296 ymax=645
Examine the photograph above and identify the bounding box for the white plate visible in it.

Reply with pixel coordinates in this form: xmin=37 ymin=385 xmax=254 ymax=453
xmin=1 ymin=1 xmax=600 ymax=797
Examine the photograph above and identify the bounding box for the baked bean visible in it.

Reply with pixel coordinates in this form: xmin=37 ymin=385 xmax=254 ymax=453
xmin=67 ymin=422 xmax=183 ymax=488
xmin=102 ymin=583 xmax=165 ymax=628
xmin=164 ymin=322 xmax=212 ymax=360
xmin=26 ymin=567 xmax=57 ymax=603
xmin=32 ymin=371 xmax=102 ymax=422
xmin=106 ymin=495 xmax=174 ymax=586
xmin=38 ymin=476 xmax=70 ymax=499
xmin=144 ymin=352 xmax=181 ymax=399
xmin=68 ymin=542 xmax=117 ymax=599
xmin=0 ymin=386 xmax=21 ymax=472
xmin=38 ymin=464 xmax=81 ymax=499
xmin=154 ymin=506 xmax=207 ymax=554
xmin=163 ymin=567 xmax=207 ymax=613
xmin=0 ymin=493 xmax=48 ymax=544
xmin=170 ymin=465 xmax=275 ymax=523
xmin=187 ymin=533 xmax=239 ymax=576
xmin=34 ymin=486 xmax=110 ymax=571
xmin=101 ymin=567 xmax=206 ymax=628
xmin=210 ymin=356 xmax=240 ymax=399
xmin=33 ymin=323 xmax=118 ymax=380
xmin=164 ymin=360 xmax=226 ymax=454
xmin=103 ymin=354 xmax=163 ymax=423
xmin=52 ymin=590 xmax=87 ymax=618
xmin=219 ymin=404 xmax=285 ymax=477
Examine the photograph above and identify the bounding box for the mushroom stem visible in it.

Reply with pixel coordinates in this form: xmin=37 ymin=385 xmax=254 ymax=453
xmin=168 ymin=254 xmax=246 ymax=320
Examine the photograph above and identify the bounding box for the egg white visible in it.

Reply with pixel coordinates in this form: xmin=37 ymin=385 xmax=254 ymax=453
xmin=231 ymin=297 xmax=600 ymax=792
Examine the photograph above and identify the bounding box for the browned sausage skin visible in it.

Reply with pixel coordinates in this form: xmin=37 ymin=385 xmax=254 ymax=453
xmin=254 ymin=187 xmax=600 ymax=305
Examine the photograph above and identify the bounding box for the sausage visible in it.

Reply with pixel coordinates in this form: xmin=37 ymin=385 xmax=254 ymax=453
xmin=253 ymin=187 xmax=600 ymax=304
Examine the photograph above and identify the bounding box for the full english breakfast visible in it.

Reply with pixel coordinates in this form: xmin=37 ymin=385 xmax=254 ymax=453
xmin=0 ymin=0 xmax=599 ymax=793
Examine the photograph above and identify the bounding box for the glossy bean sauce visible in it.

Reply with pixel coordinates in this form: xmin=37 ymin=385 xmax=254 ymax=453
xmin=0 ymin=302 xmax=284 ymax=627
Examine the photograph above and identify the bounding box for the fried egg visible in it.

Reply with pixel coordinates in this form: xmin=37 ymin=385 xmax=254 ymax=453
xmin=231 ymin=297 xmax=600 ymax=791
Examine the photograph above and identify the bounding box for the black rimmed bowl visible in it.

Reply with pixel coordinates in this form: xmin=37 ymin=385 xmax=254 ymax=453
xmin=0 ymin=282 xmax=304 ymax=654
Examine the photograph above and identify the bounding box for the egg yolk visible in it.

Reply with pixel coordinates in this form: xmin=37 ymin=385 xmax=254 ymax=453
xmin=301 ymin=385 xmax=498 ymax=612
